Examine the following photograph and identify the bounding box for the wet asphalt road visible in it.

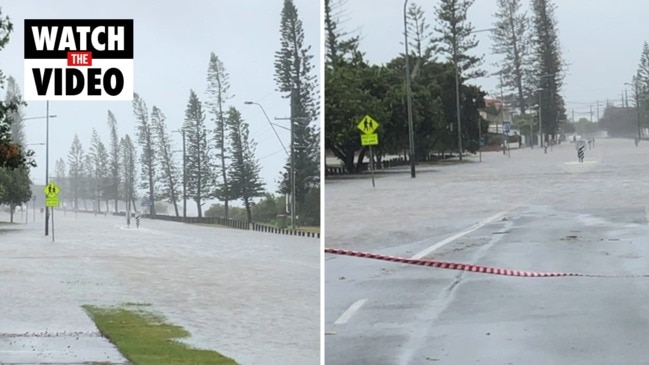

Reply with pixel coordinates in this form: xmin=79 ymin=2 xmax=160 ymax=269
xmin=0 ymin=213 xmax=319 ymax=365
xmin=325 ymin=138 xmax=649 ymax=365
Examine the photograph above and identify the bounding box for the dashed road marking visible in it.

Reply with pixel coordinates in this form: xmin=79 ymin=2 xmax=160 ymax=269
xmin=411 ymin=211 xmax=508 ymax=260
xmin=334 ymin=298 xmax=368 ymax=325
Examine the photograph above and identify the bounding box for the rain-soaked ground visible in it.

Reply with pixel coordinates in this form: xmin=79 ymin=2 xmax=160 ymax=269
xmin=326 ymin=138 xmax=649 ymax=365
xmin=0 ymin=211 xmax=319 ymax=365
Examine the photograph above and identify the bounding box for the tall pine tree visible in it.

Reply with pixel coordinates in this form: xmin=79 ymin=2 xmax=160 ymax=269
xmin=54 ymin=158 xmax=68 ymax=206
xmin=407 ymin=3 xmax=435 ymax=62
xmin=206 ymin=52 xmax=233 ymax=218
xmin=184 ymin=90 xmax=211 ymax=218
xmin=67 ymin=135 xmax=84 ymax=211
xmin=151 ymin=106 xmax=180 ymax=217
xmin=433 ymin=0 xmax=484 ymax=79
xmin=637 ymin=42 xmax=649 ymax=105
xmin=89 ymin=128 xmax=109 ymax=213
xmin=324 ymin=0 xmax=359 ymax=66
xmin=106 ymin=110 xmax=121 ymax=213
xmin=531 ymin=0 xmax=566 ymax=139
xmin=491 ymin=0 xmax=533 ymax=115
xmin=433 ymin=0 xmax=484 ymax=160
xmin=226 ymin=107 xmax=265 ymax=224
xmin=133 ymin=93 xmax=157 ymax=215
xmin=120 ymin=134 xmax=137 ymax=214
xmin=275 ymin=0 xmax=320 ymax=227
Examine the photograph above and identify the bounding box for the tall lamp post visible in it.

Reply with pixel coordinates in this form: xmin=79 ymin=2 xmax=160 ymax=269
xmin=454 ymin=27 xmax=495 ymax=161
xmin=23 ymin=103 xmax=57 ymax=236
xmin=244 ymin=100 xmax=294 ymax=228
xmin=244 ymin=101 xmax=288 ymax=156
xmin=403 ymin=0 xmax=416 ymax=177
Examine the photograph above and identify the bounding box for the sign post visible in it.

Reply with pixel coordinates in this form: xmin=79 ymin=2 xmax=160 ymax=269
xmin=357 ymin=115 xmax=380 ymax=188
xmin=43 ymin=182 xmax=60 ymax=242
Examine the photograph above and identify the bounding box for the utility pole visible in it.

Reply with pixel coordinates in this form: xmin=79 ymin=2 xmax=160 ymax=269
xmin=403 ymin=0 xmax=416 ymax=176
xmin=596 ymin=100 xmax=600 ymax=122
xmin=590 ymin=105 xmax=593 ymax=123
xmin=274 ymin=111 xmax=301 ymax=230
xmin=45 ymin=101 xmax=50 ymax=236
xmin=499 ymin=74 xmax=509 ymax=158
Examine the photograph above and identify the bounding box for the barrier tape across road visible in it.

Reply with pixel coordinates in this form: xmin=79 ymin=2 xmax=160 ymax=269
xmin=325 ymin=248 xmax=649 ymax=278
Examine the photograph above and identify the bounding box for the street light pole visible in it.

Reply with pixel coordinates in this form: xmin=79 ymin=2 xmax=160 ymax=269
xmin=404 ymin=0 xmax=416 ymax=177
xmin=454 ymin=56 xmax=463 ymax=161
xmin=244 ymin=101 xmax=288 ymax=156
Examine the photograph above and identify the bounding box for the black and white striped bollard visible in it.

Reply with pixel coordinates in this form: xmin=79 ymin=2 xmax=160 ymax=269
xmin=578 ymin=145 xmax=585 ymax=163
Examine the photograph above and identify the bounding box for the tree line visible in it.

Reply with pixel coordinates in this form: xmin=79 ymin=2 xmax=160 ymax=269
xmin=325 ymin=0 xmax=565 ymax=173
xmin=55 ymin=85 xmax=265 ymax=225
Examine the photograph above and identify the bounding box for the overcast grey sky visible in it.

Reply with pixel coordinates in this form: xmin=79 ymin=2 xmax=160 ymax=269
xmin=341 ymin=0 xmax=646 ymax=121
xmin=2 ymin=0 xmax=319 ymax=211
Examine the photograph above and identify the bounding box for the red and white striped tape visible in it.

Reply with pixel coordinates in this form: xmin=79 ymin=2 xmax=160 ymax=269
xmin=324 ymin=248 xmax=648 ymax=278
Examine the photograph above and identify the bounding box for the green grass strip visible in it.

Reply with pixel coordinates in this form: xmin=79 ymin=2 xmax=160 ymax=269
xmin=83 ymin=304 xmax=238 ymax=365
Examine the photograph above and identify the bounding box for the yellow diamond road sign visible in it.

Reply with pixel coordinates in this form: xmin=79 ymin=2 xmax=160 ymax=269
xmin=46 ymin=196 xmax=60 ymax=207
xmin=44 ymin=182 xmax=60 ymax=197
xmin=361 ymin=133 xmax=379 ymax=146
xmin=357 ymin=115 xmax=379 ymax=134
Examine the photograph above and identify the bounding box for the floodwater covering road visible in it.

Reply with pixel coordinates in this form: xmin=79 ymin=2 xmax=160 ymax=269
xmin=0 ymin=212 xmax=319 ymax=365
xmin=325 ymin=138 xmax=649 ymax=364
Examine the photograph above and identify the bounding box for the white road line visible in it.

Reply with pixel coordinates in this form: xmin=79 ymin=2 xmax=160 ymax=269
xmin=334 ymin=298 xmax=368 ymax=325
xmin=411 ymin=210 xmax=508 ymax=260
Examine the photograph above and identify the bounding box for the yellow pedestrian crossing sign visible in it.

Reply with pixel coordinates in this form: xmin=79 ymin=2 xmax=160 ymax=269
xmin=43 ymin=182 xmax=60 ymax=197
xmin=357 ymin=115 xmax=379 ymax=134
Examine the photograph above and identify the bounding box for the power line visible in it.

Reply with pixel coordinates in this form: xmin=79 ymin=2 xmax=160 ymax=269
xmin=565 ymin=101 xmax=599 ymax=105
xmin=258 ymin=149 xmax=285 ymax=160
